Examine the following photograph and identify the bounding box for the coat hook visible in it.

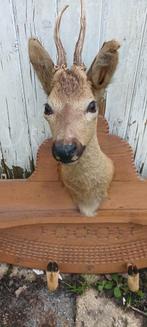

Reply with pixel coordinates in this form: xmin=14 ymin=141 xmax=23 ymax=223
xmin=46 ymin=261 xmax=60 ymax=291
xmin=127 ymin=263 xmax=139 ymax=292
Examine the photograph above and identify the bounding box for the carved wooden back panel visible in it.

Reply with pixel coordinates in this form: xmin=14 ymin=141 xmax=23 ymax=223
xmin=0 ymin=116 xmax=147 ymax=273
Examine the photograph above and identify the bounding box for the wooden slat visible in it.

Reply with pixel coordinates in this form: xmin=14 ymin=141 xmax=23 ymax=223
xmin=0 ymin=180 xmax=146 ymax=211
xmin=0 ymin=0 xmax=33 ymax=171
xmin=0 ymin=180 xmax=147 ymax=229
xmin=1 ymin=209 xmax=147 ymax=229
xmin=101 ymin=0 xmax=147 ymax=177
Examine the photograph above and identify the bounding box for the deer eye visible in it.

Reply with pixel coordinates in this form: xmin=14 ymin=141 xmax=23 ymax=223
xmin=87 ymin=101 xmax=97 ymax=113
xmin=44 ymin=103 xmax=53 ymax=115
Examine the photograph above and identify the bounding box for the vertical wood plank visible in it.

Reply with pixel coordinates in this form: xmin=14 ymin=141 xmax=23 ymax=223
xmin=0 ymin=0 xmax=33 ymax=173
xmin=12 ymin=0 xmax=57 ymax=163
xmin=99 ymin=0 xmax=147 ymax=176
xmin=124 ymin=10 xmax=147 ymax=178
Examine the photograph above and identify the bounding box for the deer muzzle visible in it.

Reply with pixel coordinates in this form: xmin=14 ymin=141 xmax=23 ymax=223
xmin=52 ymin=139 xmax=85 ymax=164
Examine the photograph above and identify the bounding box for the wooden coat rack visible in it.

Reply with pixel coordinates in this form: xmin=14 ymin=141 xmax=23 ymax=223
xmin=0 ymin=116 xmax=147 ymax=274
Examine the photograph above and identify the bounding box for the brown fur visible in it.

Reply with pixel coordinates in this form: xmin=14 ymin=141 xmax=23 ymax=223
xmin=29 ymin=32 xmax=120 ymax=216
xmin=54 ymin=69 xmax=81 ymax=96
xmin=28 ymin=38 xmax=55 ymax=95
xmin=87 ymin=40 xmax=120 ymax=104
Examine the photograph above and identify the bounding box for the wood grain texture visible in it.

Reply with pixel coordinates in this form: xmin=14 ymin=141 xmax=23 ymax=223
xmin=0 ymin=0 xmax=147 ymax=178
xmin=0 ymin=0 xmax=32 ymax=172
xmin=0 ymin=117 xmax=147 ymax=273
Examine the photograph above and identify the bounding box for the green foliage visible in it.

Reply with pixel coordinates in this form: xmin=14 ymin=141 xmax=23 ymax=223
xmin=64 ymin=280 xmax=89 ymax=295
xmin=137 ymin=290 xmax=144 ymax=298
xmin=95 ymin=273 xmax=145 ymax=307
xmin=63 ymin=272 xmax=146 ymax=314
xmin=114 ymin=286 xmax=122 ymax=298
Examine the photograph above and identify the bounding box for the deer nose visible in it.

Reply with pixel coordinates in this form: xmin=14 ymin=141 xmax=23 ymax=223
xmin=52 ymin=140 xmax=82 ymax=164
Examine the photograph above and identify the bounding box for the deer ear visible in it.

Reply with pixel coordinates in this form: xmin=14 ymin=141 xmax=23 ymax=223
xmin=87 ymin=40 xmax=120 ymax=97
xmin=28 ymin=38 xmax=55 ymax=95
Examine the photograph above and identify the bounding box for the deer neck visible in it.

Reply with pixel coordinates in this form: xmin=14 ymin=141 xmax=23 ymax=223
xmin=60 ymin=130 xmax=114 ymax=216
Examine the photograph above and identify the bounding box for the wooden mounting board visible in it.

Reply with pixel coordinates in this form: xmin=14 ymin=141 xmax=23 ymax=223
xmin=0 ymin=116 xmax=147 ymax=274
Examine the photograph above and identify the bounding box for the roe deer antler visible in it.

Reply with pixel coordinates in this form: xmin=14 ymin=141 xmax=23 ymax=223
xmin=54 ymin=5 xmax=69 ymax=68
xmin=73 ymin=0 xmax=86 ymax=66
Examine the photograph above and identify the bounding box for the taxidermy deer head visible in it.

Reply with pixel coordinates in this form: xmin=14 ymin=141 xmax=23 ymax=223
xmin=29 ymin=0 xmax=120 ymax=216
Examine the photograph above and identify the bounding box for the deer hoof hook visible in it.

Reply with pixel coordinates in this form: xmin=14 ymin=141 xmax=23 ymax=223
xmin=127 ymin=263 xmax=139 ymax=293
xmin=46 ymin=261 xmax=60 ymax=292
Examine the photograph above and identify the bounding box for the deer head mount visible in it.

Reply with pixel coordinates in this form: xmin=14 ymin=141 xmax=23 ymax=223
xmin=29 ymin=0 xmax=120 ymax=216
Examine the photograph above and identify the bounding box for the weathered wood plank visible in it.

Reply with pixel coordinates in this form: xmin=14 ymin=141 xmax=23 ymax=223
xmin=124 ymin=10 xmax=147 ymax=178
xmin=101 ymin=0 xmax=147 ymax=177
xmin=0 ymin=0 xmax=33 ymax=175
xmin=12 ymin=0 xmax=57 ymax=160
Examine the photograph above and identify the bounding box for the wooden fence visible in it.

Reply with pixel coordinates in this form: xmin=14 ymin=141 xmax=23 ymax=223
xmin=0 ymin=0 xmax=147 ymax=178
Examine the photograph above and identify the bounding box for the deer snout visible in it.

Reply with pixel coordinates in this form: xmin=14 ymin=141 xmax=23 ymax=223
xmin=52 ymin=139 xmax=85 ymax=164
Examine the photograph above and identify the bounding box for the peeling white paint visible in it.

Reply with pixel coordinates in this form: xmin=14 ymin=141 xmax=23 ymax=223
xmin=0 ymin=0 xmax=147 ymax=178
